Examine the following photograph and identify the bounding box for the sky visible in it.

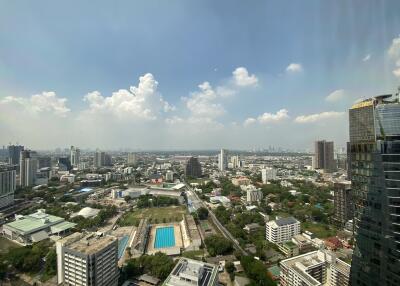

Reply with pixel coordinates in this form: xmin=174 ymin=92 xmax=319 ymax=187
xmin=1 ymin=0 xmax=400 ymax=151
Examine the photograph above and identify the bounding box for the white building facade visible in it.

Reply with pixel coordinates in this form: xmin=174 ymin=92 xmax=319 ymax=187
xmin=261 ymin=167 xmax=277 ymax=184
xmin=266 ymin=217 xmax=300 ymax=244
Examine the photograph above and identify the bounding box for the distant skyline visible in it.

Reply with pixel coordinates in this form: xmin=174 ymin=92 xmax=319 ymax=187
xmin=1 ymin=1 xmax=400 ymax=150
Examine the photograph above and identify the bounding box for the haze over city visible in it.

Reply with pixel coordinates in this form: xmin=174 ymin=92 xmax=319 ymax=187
xmin=1 ymin=2 xmax=400 ymax=286
xmin=2 ymin=1 xmax=400 ymax=150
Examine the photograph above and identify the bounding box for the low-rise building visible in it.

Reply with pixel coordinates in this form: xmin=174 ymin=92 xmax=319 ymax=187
xmin=266 ymin=217 xmax=300 ymax=244
xmin=278 ymin=241 xmax=299 ymax=258
xmin=2 ymin=209 xmax=76 ymax=245
xmin=243 ymin=223 xmax=260 ymax=234
xmin=162 ymin=258 xmax=218 ymax=286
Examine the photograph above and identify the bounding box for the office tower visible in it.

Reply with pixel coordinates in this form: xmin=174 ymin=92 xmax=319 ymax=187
xmin=314 ymin=140 xmax=336 ymax=172
xmin=38 ymin=156 xmax=52 ymax=169
xmin=57 ymin=232 xmax=119 ymax=286
xmin=19 ymin=150 xmax=37 ymax=187
xmin=70 ymin=146 xmax=80 ymax=167
xmin=185 ymin=157 xmax=202 ymax=178
xmin=104 ymin=153 xmax=112 ymax=166
xmin=346 ymin=142 xmax=351 ymax=180
xmin=8 ymin=145 xmax=24 ymax=166
xmin=94 ymin=150 xmax=106 ymax=168
xmin=280 ymin=250 xmax=350 ymax=286
xmin=163 ymin=258 xmax=218 ymax=286
xmin=58 ymin=157 xmax=72 ymax=171
xmin=0 ymin=166 xmax=16 ymax=208
xmin=218 ymin=149 xmax=228 ymax=171
xmin=261 ymin=167 xmax=277 ymax=184
xmin=127 ymin=153 xmax=137 ymax=165
xmin=332 ymin=181 xmax=353 ymax=228
xmin=246 ymin=185 xmax=263 ymax=203
xmin=349 ymin=94 xmax=400 ymax=286
xmin=266 ymin=217 xmax=300 ymax=244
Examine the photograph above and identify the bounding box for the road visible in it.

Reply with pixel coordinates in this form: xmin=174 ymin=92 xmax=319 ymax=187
xmin=185 ymin=183 xmax=248 ymax=255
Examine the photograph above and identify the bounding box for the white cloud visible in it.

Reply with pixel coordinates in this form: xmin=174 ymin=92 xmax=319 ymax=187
xmin=183 ymin=81 xmax=225 ymax=118
xmin=388 ymin=35 xmax=400 ymax=78
xmin=325 ymin=89 xmax=345 ymax=102
xmin=362 ymin=54 xmax=371 ymax=62
xmin=83 ymin=73 xmax=173 ymax=120
xmin=232 ymin=67 xmax=258 ymax=87
xmin=0 ymin=91 xmax=70 ymax=117
xmin=258 ymin=109 xmax=289 ymax=124
xmin=294 ymin=111 xmax=344 ymax=123
xmin=393 ymin=68 xmax=400 ymax=78
xmin=243 ymin=117 xmax=257 ymax=126
xmin=243 ymin=109 xmax=289 ymax=126
xmin=286 ymin=63 xmax=303 ymax=73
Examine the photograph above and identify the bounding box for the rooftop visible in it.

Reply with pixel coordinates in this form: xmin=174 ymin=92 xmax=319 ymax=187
xmin=273 ymin=217 xmax=299 ymax=226
xmin=4 ymin=209 xmax=65 ymax=234
xmin=66 ymin=233 xmax=117 ymax=255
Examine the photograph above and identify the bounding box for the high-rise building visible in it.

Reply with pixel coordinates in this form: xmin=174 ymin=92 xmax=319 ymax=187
xmin=314 ymin=140 xmax=336 ymax=172
xmin=185 ymin=157 xmax=202 ymax=178
xmin=261 ymin=167 xmax=277 ymax=184
xmin=57 ymin=232 xmax=119 ymax=286
xmin=349 ymin=94 xmax=400 ymax=286
xmin=8 ymin=145 xmax=24 ymax=166
xmin=218 ymin=149 xmax=228 ymax=171
xmin=70 ymin=146 xmax=80 ymax=167
xmin=19 ymin=150 xmax=37 ymax=187
xmin=104 ymin=153 xmax=112 ymax=166
xmin=280 ymin=250 xmax=350 ymax=286
xmin=230 ymin=155 xmax=241 ymax=168
xmin=266 ymin=217 xmax=300 ymax=244
xmin=346 ymin=142 xmax=351 ymax=180
xmin=332 ymin=181 xmax=353 ymax=228
xmin=0 ymin=166 xmax=16 ymax=209
xmin=166 ymin=170 xmax=174 ymax=182
xmin=38 ymin=156 xmax=52 ymax=169
xmin=58 ymin=157 xmax=72 ymax=171
xmin=127 ymin=153 xmax=137 ymax=165
xmin=94 ymin=150 xmax=106 ymax=168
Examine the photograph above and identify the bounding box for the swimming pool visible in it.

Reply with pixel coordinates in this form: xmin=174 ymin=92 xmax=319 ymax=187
xmin=118 ymin=235 xmax=129 ymax=259
xmin=154 ymin=226 xmax=175 ymax=248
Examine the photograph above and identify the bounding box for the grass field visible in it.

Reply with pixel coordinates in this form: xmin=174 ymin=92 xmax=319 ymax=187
xmin=301 ymin=222 xmax=337 ymax=238
xmin=0 ymin=237 xmax=20 ymax=254
xmin=119 ymin=206 xmax=187 ymax=226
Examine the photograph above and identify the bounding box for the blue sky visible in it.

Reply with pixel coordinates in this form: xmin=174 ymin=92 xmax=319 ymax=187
xmin=1 ymin=1 xmax=400 ymax=150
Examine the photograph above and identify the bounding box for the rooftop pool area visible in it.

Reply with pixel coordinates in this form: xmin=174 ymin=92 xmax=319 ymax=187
xmin=154 ymin=226 xmax=175 ymax=248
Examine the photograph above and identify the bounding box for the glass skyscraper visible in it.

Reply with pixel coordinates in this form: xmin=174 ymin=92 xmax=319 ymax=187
xmin=349 ymin=93 xmax=400 ymax=286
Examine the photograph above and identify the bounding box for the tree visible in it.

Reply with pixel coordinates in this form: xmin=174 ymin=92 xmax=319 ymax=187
xmin=225 ymin=261 xmax=235 ymax=274
xmin=197 ymin=207 xmax=209 ymax=220
xmin=241 ymin=256 xmax=276 ymax=286
xmin=204 ymin=235 xmax=233 ymax=256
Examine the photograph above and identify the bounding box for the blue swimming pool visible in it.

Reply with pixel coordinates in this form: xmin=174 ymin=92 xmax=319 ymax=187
xmin=118 ymin=235 xmax=129 ymax=259
xmin=154 ymin=226 xmax=175 ymax=248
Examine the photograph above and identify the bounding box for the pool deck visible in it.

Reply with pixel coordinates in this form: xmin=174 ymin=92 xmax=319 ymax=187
xmin=147 ymin=223 xmax=183 ymax=255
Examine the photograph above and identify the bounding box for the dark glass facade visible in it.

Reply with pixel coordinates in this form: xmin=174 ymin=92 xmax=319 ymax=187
xmin=185 ymin=157 xmax=202 ymax=178
xmin=349 ymin=96 xmax=400 ymax=286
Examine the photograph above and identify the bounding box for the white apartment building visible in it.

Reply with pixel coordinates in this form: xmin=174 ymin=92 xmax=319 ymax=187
xmin=245 ymin=185 xmax=263 ymax=203
xmin=280 ymin=250 xmax=350 ymax=286
xmin=261 ymin=167 xmax=277 ymax=184
xmin=70 ymin=146 xmax=80 ymax=167
xmin=266 ymin=217 xmax=300 ymax=244
xmin=218 ymin=149 xmax=228 ymax=171
xmin=57 ymin=232 xmax=119 ymax=286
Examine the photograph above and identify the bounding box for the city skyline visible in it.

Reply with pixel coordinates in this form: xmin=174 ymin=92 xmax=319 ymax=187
xmin=1 ymin=1 xmax=400 ymax=150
